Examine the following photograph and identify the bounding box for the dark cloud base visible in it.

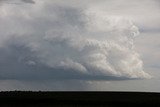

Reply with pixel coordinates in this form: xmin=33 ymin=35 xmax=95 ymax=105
xmin=0 ymin=43 xmax=139 ymax=81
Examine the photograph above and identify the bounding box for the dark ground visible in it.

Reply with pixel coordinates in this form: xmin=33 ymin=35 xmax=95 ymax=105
xmin=0 ymin=91 xmax=160 ymax=107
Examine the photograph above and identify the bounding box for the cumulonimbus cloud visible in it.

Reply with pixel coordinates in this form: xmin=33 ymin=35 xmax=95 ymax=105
xmin=0 ymin=0 xmax=151 ymax=80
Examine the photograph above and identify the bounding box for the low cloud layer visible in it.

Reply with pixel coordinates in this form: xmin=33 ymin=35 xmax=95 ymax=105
xmin=0 ymin=0 xmax=151 ymax=83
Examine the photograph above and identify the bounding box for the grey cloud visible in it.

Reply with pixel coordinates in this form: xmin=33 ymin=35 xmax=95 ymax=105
xmin=21 ymin=0 xmax=35 ymax=4
xmin=0 ymin=2 xmax=151 ymax=80
xmin=0 ymin=0 xmax=156 ymax=90
xmin=139 ymin=28 xmax=160 ymax=33
xmin=0 ymin=42 xmax=135 ymax=81
xmin=0 ymin=0 xmax=35 ymax=4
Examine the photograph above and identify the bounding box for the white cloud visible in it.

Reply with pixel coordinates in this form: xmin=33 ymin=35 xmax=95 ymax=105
xmin=0 ymin=0 xmax=151 ymax=80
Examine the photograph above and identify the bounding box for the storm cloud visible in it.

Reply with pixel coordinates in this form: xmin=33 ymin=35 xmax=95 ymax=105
xmin=0 ymin=0 xmax=152 ymax=82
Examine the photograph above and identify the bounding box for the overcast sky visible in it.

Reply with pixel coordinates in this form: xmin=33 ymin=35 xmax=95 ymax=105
xmin=0 ymin=0 xmax=160 ymax=91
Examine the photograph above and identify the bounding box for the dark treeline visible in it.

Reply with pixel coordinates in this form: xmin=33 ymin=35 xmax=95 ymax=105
xmin=0 ymin=91 xmax=160 ymax=107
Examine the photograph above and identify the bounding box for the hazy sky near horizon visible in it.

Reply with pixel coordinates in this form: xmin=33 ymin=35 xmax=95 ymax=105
xmin=0 ymin=0 xmax=160 ymax=91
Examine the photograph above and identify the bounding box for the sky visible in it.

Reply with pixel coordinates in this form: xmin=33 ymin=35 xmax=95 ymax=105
xmin=0 ymin=0 xmax=160 ymax=91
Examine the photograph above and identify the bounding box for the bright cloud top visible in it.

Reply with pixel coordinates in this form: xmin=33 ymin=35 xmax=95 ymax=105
xmin=0 ymin=0 xmax=151 ymax=80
